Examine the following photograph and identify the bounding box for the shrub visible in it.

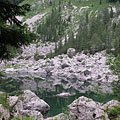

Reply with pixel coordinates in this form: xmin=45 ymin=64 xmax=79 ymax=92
xmin=34 ymin=53 xmax=44 ymax=61
xmin=107 ymin=106 xmax=120 ymax=120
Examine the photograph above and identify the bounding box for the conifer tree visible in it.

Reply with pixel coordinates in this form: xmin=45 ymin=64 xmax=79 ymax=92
xmin=102 ymin=8 xmax=110 ymax=25
xmin=0 ymin=0 xmax=36 ymax=60
xmin=110 ymin=7 xmax=114 ymax=18
xmin=99 ymin=0 xmax=102 ymax=5
xmin=86 ymin=12 xmax=89 ymax=23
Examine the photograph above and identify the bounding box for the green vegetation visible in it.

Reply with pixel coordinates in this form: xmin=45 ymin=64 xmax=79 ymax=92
xmin=0 ymin=77 xmax=23 ymax=94
xmin=106 ymin=53 xmax=120 ymax=100
xmin=20 ymin=0 xmax=38 ymax=6
xmin=45 ymin=2 xmax=120 ymax=58
xmin=0 ymin=0 xmax=37 ymax=60
xmin=0 ymin=71 xmax=23 ymax=95
xmin=9 ymin=0 xmax=24 ymax=4
xmin=4 ymin=64 xmax=24 ymax=69
xmin=11 ymin=116 xmax=35 ymax=120
xmin=62 ymin=106 xmax=69 ymax=115
xmin=34 ymin=53 xmax=44 ymax=61
xmin=0 ymin=93 xmax=10 ymax=110
xmin=107 ymin=106 xmax=120 ymax=120
xmin=37 ymin=1 xmax=68 ymax=43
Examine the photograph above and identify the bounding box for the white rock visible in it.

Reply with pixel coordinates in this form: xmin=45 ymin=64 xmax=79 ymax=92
xmin=67 ymin=48 xmax=76 ymax=58
xmin=55 ymin=92 xmax=74 ymax=97
xmin=9 ymin=90 xmax=49 ymax=119
xmin=23 ymin=90 xmax=50 ymax=115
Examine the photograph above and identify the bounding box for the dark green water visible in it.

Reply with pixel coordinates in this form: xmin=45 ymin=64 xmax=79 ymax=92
xmin=36 ymin=85 xmax=116 ymax=117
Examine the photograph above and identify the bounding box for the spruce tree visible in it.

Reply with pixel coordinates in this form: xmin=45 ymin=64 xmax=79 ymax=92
xmin=110 ymin=7 xmax=114 ymax=18
xmin=0 ymin=0 xmax=36 ymax=60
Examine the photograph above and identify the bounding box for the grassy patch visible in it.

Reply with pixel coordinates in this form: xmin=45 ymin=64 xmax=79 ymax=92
xmin=0 ymin=93 xmax=10 ymax=110
xmin=4 ymin=65 xmax=24 ymax=69
xmin=34 ymin=54 xmax=44 ymax=61
xmin=107 ymin=106 xmax=120 ymax=120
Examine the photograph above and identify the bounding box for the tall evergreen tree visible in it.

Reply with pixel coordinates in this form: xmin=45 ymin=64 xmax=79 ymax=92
xmin=0 ymin=0 xmax=36 ymax=60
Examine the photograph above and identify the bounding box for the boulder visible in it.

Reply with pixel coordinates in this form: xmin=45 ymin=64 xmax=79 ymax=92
xmin=67 ymin=48 xmax=76 ymax=58
xmin=9 ymin=90 xmax=50 ymax=119
xmin=69 ymin=96 xmax=101 ymax=120
xmin=84 ymin=70 xmax=91 ymax=76
xmin=22 ymin=90 xmax=50 ymax=115
xmin=67 ymin=74 xmax=78 ymax=83
xmin=69 ymin=96 xmax=120 ymax=120
xmin=45 ymin=67 xmax=53 ymax=76
xmin=61 ymin=63 xmax=69 ymax=69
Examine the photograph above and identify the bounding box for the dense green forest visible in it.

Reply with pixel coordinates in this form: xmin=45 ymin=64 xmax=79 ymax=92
xmin=34 ymin=0 xmax=120 ymax=58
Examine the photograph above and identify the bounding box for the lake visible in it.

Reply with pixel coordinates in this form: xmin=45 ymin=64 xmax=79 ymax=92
xmin=36 ymin=84 xmax=116 ymax=117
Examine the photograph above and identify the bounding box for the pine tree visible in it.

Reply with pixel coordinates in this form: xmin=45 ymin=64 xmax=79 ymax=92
xmin=116 ymin=1 xmax=120 ymax=16
xmin=99 ymin=0 xmax=102 ymax=5
xmin=86 ymin=12 xmax=89 ymax=23
xmin=0 ymin=0 xmax=36 ymax=60
xmin=110 ymin=7 xmax=114 ymax=18
xmin=102 ymin=8 xmax=110 ymax=25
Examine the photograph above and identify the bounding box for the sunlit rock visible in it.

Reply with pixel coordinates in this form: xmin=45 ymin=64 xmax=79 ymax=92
xmin=9 ymin=90 xmax=50 ymax=119
xmin=55 ymin=92 xmax=75 ymax=97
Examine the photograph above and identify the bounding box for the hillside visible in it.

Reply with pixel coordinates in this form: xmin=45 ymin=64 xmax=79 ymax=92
xmin=19 ymin=0 xmax=119 ymax=56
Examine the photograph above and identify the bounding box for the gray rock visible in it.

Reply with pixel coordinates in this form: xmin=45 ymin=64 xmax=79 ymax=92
xmin=67 ymin=74 xmax=78 ymax=83
xmin=9 ymin=90 xmax=49 ymax=119
xmin=61 ymin=63 xmax=69 ymax=69
xmin=76 ymin=57 xmax=84 ymax=62
xmin=20 ymin=110 xmax=43 ymax=120
xmin=67 ymin=48 xmax=76 ymax=58
xmin=69 ymin=96 xmax=101 ymax=120
xmin=23 ymin=90 xmax=50 ymax=115
xmin=45 ymin=67 xmax=53 ymax=76
xmin=69 ymin=96 xmax=120 ymax=120
xmin=35 ymin=1 xmax=41 ymax=6
xmin=84 ymin=70 xmax=91 ymax=76
xmin=97 ymin=75 xmax=101 ymax=79
xmin=1 ymin=50 xmax=117 ymax=94
xmin=61 ymin=79 xmax=69 ymax=85
xmin=0 ymin=104 xmax=10 ymax=120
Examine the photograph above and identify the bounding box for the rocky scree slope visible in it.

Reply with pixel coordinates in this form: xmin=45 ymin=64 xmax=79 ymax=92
xmin=1 ymin=49 xmax=117 ymax=94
